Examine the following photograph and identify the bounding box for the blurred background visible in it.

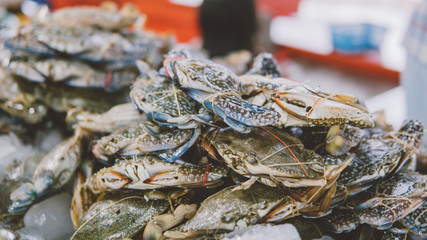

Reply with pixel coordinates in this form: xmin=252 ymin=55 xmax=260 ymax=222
xmin=0 ymin=0 xmax=422 ymax=129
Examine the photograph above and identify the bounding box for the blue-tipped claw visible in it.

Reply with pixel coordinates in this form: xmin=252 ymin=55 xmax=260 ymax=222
xmin=33 ymin=171 xmax=54 ymax=195
xmin=185 ymin=88 xmax=278 ymax=133
xmin=10 ymin=182 xmax=36 ymax=202
xmin=157 ymin=128 xmax=201 ymax=163
xmin=8 ymin=199 xmax=34 ymax=213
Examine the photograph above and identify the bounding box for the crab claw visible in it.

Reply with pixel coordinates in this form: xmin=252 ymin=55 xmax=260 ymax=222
xmin=10 ymin=182 xmax=35 ymax=202
xmin=87 ymin=170 xmax=132 ymax=193
xmin=9 ymin=182 xmax=37 ymax=213
xmin=144 ymin=165 xmax=227 ymax=188
xmin=143 ymin=204 xmax=197 ymax=240
xmin=33 ymin=170 xmax=54 ymax=195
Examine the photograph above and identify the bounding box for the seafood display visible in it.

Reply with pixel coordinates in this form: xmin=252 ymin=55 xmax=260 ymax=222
xmin=0 ymin=2 xmax=426 ymax=240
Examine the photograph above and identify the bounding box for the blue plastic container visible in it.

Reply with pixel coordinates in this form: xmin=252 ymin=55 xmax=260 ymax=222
xmin=331 ymin=23 xmax=387 ymax=54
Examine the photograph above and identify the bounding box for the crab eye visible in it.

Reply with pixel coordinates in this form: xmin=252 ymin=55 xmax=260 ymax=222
xmin=305 ymin=106 xmax=312 ymax=112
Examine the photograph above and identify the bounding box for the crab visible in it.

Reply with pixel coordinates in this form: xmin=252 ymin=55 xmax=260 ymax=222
xmin=71 ymin=189 xmax=191 ymax=240
xmin=5 ymin=23 xmax=172 ymax=67
xmin=92 ymin=121 xmax=200 ymax=163
xmin=0 ymin=66 xmax=48 ymax=123
xmin=202 ymin=126 xmax=352 ymax=207
xmin=11 ymin=75 xmax=128 ymax=114
xmin=163 ymin=56 xmax=280 ymax=133
xmin=8 ymin=58 xmax=139 ymax=92
xmin=399 ymin=200 xmax=427 ymax=238
xmin=130 ymin=61 xmax=212 ymax=129
xmin=163 ymin=183 xmax=297 ymax=239
xmin=38 ymin=2 xmax=140 ymax=30
xmin=9 ymin=128 xmax=86 ymax=213
xmin=332 ymin=121 xmax=425 ymax=205
xmin=241 ymin=74 xmax=374 ymax=129
xmin=0 ymin=153 xmax=45 ymax=230
xmin=354 ymin=172 xmax=427 ymax=230
xmin=85 ymin=155 xmax=228 ymax=193
xmin=163 ymin=182 xmax=336 ymax=239
xmin=323 ymin=208 xmax=360 ymax=233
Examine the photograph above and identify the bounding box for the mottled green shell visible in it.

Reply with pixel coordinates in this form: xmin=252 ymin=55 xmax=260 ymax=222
xmin=71 ymin=192 xmax=169 ymax=240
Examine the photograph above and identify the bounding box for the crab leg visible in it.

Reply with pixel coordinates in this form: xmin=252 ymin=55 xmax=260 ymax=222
xmin=143 ymin=204 xmax=197 ymax=240
xmin=273 ymin=92 xmax=374 ymax=128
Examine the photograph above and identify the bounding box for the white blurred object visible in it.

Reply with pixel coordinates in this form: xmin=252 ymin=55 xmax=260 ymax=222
xmin=271 ymin=0 xmax=416 ymax=71
xmin=270 ymin=17 xmax=333 ymax=54
xmin=169 ymin=0 xmax=203 ymax=7
xmin=366 ymin=86 xmax=407 ymax=129
xmin=223 ymin=224 xmax=301 ymax=240
xmin=23 ymin=192 xmax=74 ymax=240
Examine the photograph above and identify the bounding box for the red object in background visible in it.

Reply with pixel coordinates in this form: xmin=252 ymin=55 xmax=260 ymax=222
xmin=51 ymin=0 xmax=200 ymax=42
xmin=255 ymin=0 xmax=299 ymax=16
xmin=275 ymin=46 xmax=400 ymax=85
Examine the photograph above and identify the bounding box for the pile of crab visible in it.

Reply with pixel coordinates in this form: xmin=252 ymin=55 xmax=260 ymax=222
xmin=0 ymin=2 xmax=173 ymax=124
xmin=0 ymin=7 xmax=426 ymax=240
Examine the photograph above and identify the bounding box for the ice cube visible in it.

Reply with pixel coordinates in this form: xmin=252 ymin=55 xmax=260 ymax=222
xmin=23 ymin=192 xmax=74 ymax=240
xmin=223 ymin=223 xmax=301 ymax=240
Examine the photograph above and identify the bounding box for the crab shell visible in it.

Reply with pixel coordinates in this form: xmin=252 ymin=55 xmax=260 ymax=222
xmin=357 ymin=198 xmax=425 ymax=230
xmin=71 ymin=191 xmax=170 ymax=240
xmin=374 ymin=172 xmax=427 ymax=198
xmin=164 ymin=58 xmax=241 ymax=93
xmin=130 ymin=75 xmax=211 ymax=129
xmin=323 ymin=209 xmax=360 ymax=233
xmin=206 ymin=126 xmax=355 ymax=189
xmin=85 ymin=156 xmax=228 ymax=193
xmin=92 ymin=122 xmax=196 ymax=161
xmin=400 ymin=200 xmax=427 ymax=237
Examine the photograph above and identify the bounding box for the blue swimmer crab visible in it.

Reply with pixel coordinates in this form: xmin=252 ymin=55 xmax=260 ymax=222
xmin=163 ymin=56 xmax=280 ymax=133
xmin=130 ymin=61 xmax=212 ymax=129
xmin=202 ymin=126 xmax=352 ymax=207
xmin=332 ymin=120 xmax=425 ymax=205
xmin=85 ymin=155 xmax=228 ymax=193
xmin=8 ymin=58 xmax=139 ymax=92
xmin=0 ymin=65 xmax=47 ymax=123
xmin=240 ymin=73 xmax=374 ymax=129
xmin=399 ymin=200 xmax=427 ymax=238
xmin=9 ymin=128 xmax=86 ymax=213
xmin=92 ymin=121 xmax=200 ymax=163
xmin=0 ymin=153 xmax=45 ymax=230
xmin=355 ymin=171 xmax=426 ymax=230
xmin=163 ymin=183 xmax=297 ymax=239
xmin=4 ymin=23 xmax=172 ymax=67
xmin=163 ymin=182 xmax=335 ymax=239
xmin=38 ymin=2 xmax=140 ymax=30
xmin=71 ymin=189 xmax=191 ymax=240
